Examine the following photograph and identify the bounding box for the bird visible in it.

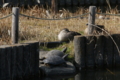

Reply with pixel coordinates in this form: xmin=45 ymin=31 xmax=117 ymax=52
xmin=85 ymin=24 xmax=105 ymax=35
xmin=58 ymin=28 xmax=81 ymax=42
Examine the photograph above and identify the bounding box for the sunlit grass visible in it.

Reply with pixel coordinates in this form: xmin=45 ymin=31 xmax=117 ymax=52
xmin=0 ymin=6 xmax=120 ymax=45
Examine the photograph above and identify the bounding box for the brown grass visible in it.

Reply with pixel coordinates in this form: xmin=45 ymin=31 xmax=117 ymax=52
xmin=0 ymin=6 xmax=120 ymax=45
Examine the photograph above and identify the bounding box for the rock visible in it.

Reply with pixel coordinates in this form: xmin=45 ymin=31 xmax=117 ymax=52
xmin=39 ymin=61 xmax=76 ymax=77
xmin=39 ymin=50 xmax=76 ymax=77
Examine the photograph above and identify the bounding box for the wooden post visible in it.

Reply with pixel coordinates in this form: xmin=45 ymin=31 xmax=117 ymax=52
xmin=104 ymin=35 xmax=114 ymax=68
xmin=5 ymin=46 xmax=12 ymax=80
xmin=0 ymin=46 xmax=7 ymax=80
xmin=74 ymin=36 xmax=86 ymax=70
xmin=24 ymin=41 xmax=39 ymax=76
xmin=11 ymin=7 xmax=19 ymax=44
xmin=112 ymin=34 xmax=120 ymax=68
xmin=22 ymin=44 xmax=30 ymax=77
xmin=16 ymin=44 xmax=23 ymax=79
xmin=51 ymin=0 xmax=58 ymax=14
xmin=94 ymin=35 xmax=104 ymax=68
xmin=86 ymin=35 xmax=95 ymax=69
xmin=34 ymin=42 xmax=39 ymax=76
xmin=11 ymin=45 xmax=17 ymax=79
xmin=87 ymin=6 xmax=96 ymax=35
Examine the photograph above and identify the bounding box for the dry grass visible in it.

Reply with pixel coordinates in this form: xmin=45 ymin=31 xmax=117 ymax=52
xmin=0 ymin=6 xmax=120 ymax=45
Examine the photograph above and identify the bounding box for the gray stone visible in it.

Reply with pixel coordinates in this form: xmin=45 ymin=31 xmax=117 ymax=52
xmin=39 ymin=50 xmax=76 ymax=76
xmin=39 ymin=61 xmax=76 ymax=76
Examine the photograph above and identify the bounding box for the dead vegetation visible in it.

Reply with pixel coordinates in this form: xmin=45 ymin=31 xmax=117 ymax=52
xmin=0 ymin=6 xmax=120 ymax=45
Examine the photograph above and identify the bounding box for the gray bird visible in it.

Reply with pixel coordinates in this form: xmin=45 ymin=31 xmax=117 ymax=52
xmin=85 ymin=24 xmax=105 ymax=35
xmin=58 ymin=28 xmax=81 ymax=42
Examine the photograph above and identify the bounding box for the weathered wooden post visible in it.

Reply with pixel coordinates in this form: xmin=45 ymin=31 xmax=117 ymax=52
xmin=94 ymin=35 xmax=104 ymax=68
xmin=24 ymin=41 xmax=39 ymax=76
xmin=11 ymin=7 xmax=19 ymax=44
xmin=16 ymin=44 xmax=23 ymax=79
xmin=22 ymin=44 xmax=30 ymax=77
xmin=5 ymin=46 xmax=12 ymax=79
xmin=86 ymin=35 xmax=95 ymax=69
xmin=112 ymin=34 xmax=120 ymax=68
xmin=104 ymin=35 xmax=114 ymax=68
xmin=0 ymin=45 xmax=13 ymax=80
xmin=0 ymin=46 xmax=7 ymax=80
xmin=51 ymin=0 xmax=58 ymax=14
xmin=74 ymin=36 xmax=86 ymax=70
xmin=87 ymin=6 xmax=96 ymax=35
xmin=11 ymin=45 xmax=17 ymax=79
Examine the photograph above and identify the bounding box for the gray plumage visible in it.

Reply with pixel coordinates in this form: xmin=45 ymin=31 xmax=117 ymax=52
xmin=58 ymin=28 xmax=81 ymax=42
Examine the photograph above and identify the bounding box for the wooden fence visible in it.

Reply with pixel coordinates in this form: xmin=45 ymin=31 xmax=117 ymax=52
xmin=0 ymin=0 xmax=120 ymax=7
xmin=74 ymin=34 xmax=120 ymax=69
xmin=0 ymin=41 xmax=39 ymax=80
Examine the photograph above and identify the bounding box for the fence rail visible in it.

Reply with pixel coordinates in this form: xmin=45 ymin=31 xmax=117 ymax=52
xmin=0 ymin=0 xmax=120 ymax=7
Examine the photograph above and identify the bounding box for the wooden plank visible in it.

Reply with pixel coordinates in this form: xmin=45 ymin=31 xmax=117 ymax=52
xmin=85 ymin=35 xmax=95 ymax=69
xmin=22 ymin=44 xmax=30 ymax=77
xmin=16 ymin=44 xmax=23 ymax=79
xmin=29 ymin=43 xmax=36 ymax=76
xmin=104 ymin=35 xmax=114 ymax=68
xmin=112 ymin=34 xmax=120 ymax=68
xmin=94 ymin=35 xmax=104 ymax=68
xmin=25 ymin=41 xmax=39 ymax=76
xmin=5 ymin=46 xmax=12 ymax=79
xmin=74 ymin=36 xmax=86 ymax=70
xmin=0 ymin=46 xmax=7 ymax=80
xmin=65 ymin=0 xmax=72 ymax=6
xmin=72 ymin=0 xmax=78 ymax=6
xmin=33 ymin=42 xmax=39 ymax=76
xmin=11 ymin=45 xmax=17 ymax=79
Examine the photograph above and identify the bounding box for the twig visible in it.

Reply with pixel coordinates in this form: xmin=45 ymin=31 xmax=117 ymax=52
xmin=88 ymin=23 xmax=120 ymax=56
